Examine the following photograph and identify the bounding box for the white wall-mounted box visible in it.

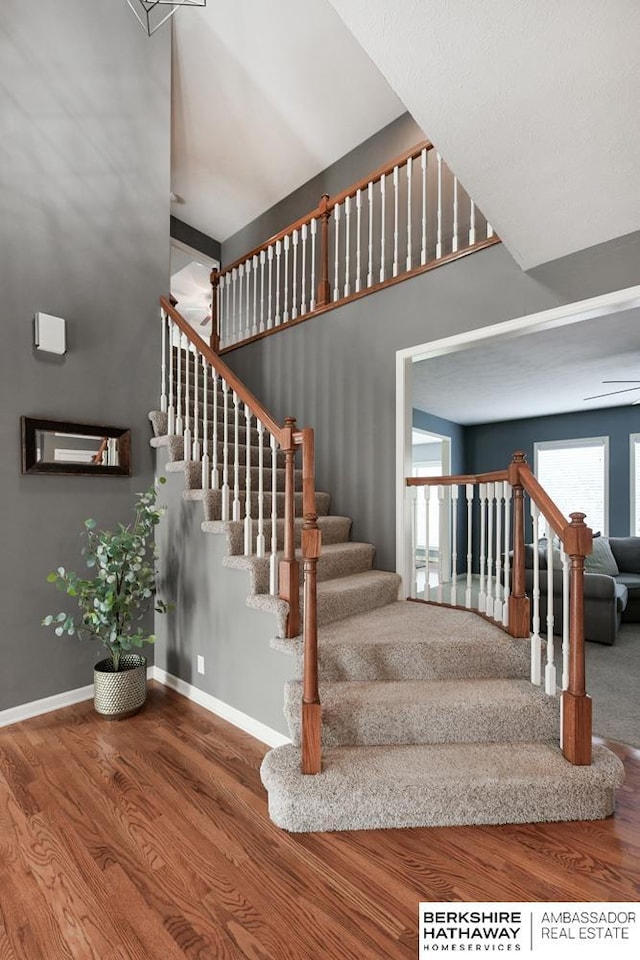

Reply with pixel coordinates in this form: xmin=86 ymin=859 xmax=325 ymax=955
xmin=34 ymin=312 xmax=66 ymax=355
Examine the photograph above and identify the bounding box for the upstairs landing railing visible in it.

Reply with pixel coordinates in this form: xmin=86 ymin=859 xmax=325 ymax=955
xmin=160 ymin=297 xmax=321 ymax=774
xmin=406 ymin=452 xmax=593 ymax=766
xmin=210 ymin=141 xmax=499 ymax=353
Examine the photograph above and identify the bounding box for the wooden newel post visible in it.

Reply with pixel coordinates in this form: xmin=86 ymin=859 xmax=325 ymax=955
xmin=561 ymin=512 xmax=593 ymax=765
xmin=317 ymin=194 xmax=331 ymax=307
xmin=210 ymin=269 xmax=220 ymax=354
xmin=299 ymin=427 xmax=322 ymax=774
xmin=279 ymin=418 xmax=300 ymax=638
xmin=507 ymin=451 xmax=531 ymax=638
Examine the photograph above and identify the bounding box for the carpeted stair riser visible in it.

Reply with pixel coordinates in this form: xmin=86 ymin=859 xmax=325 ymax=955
xmin=150 ymin=410 xmax=286 ymax=448
xmin=171 ymin=460 xmax=303 ymax=494
xmin=278 ymin=602 xmax=534 ymax=682
xmin=200 ymin=515 xmax=353 ymax=556
xmin=199 ymin=489 xmax=330 ymax=522
xmin=260 ymin=742 xmax=625 ymax=832
xmin=284 ymin=678 xmax=560 ymax=747
xmin=224 ymin=543 xmax=376 ymax=596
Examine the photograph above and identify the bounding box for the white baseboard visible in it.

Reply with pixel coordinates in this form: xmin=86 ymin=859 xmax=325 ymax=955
xmin=151 ymin=666 xmax=290 ymax=748
xmin=0 ymin=667 xmax=155 ymax=728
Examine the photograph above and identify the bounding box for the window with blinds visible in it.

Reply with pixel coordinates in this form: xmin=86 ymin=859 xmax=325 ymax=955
xmin=630 ymin=434 xmax=640 ymax=536
xmin=534 ymin=437 xmax=608 ymax=535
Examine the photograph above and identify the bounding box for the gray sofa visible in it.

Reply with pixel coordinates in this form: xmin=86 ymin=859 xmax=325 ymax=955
xmin=523 ymin=536 xmax=640 ymax=646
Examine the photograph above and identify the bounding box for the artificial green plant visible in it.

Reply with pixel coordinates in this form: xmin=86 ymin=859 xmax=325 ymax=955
xmin=43 ymin=479 xmax=170 ymax=671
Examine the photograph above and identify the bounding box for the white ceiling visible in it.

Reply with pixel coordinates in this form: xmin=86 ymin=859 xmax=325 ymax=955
xmin=170 ymin=0 xmax=405 ymax=242
xmin=327 ymin=0 xmax=640 ymax=269
xmin=413 ymin=308 xmax=640 ymax=426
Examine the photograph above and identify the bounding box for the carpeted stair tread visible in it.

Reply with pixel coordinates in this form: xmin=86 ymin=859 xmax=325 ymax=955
xmin=272 ymin=601 xmax=532 ymax=681
xmin=260 ymin=742 xmax=625 ymax=832
xmin=284 ymin=678 xmax=560 ymax=747
xmin=200 ymin=515 xmax=353 ymax=555
xmin=157 ymin=434 xmax=286 ymax=466
xmin=315 ymin=571 xmax=401 ymax=626
xmin=199 ymin=489 xmax=331 ymax=521
xmin=223 ymin=543 xmax=376 ymax=596
xmin=166 ymin=459 xmax=303 ymax=493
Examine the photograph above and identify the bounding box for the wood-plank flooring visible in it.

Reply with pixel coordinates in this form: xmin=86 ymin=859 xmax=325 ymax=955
xmin=1 ymin=683 xmax=638 ymax=959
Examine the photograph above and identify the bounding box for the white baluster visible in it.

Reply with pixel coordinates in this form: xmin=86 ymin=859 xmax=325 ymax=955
xmin=410 ymin=486 xmax=418 ymax=599
xmin=485 ymin=483 xmax=495 ymax=615
xmin=291 ymin=230 xmax=298 ymax=320
xmin=392 ymin=164 xmax=399 ymax=277
xmin=420 ymin=147 xmax=428 ymax=266
xmin=379 ymin=174 xmax=386 ymax=283
xmin=256 ymin=421 xmax=266 ymax=559
xmin=355 ymin=189 xmax=362 ymax=293
xmin=211 ymin=370 xmax=219 ymax=490
xmin=232 ymin=391 xmax=241 ymax=521
xmin=216 ymin=274 xmax=223 ymax=349
xmin=243 ymin=259 xmax=251 ymax=340
xmin=333 ymin=203 xmax=340 ymax=301
xmin=275 ymin=239 xmax=282 ymax=325
xmin=436 ymin=153 xmax=443 ymax=259
xmin=450 ymin=484 xmax=458 ymax=605
xmin=183 ymin=337 xmax=191 ymax=458
xmin=343 ymin=196 xmax=351 ymax=298
xmin=452 ymin=175 xmax=459 ymax=254
xmin=231 ymin=267 xmax=238 ymax=343
xmin=221 ymin=380 xmax=230 ymax=521
xmin=502 ymin=483 xmax=512 ymax=627
xmin=283 ymin=235 xmax=290 ymax=323
xmin=225 ymin=272 xmax=231 ymax=345
xmin=300 ymin=224 xmax=308 ymax=315
xmin=167 ymin=318 xmax=175 ymax=435
xmin=267 ymin=245 xmax=274 ymax=329
xmin=493 ymin=482 xmax=503 ymax=620
xmin=237 ymin=264 xmax=244 ymax=342
xmin=310 ymin=219 xmax=317 ymax=312
xmin=478 ymin=482 xmax=487 ymax=612
xmin=175 ymin=331 xmax=184 ymax=437
xmin=423 ymin=485 xmax=430 ymax=601
xmin=367 ymin=181 xmax=374 ymax=287
xmin=252 ymin=254 xmax=258 ymax=336
xmin=192 ymin=345 xmax=200 ymax=462
xmin=160 ymin=310 xmax=167 ymax=413
xmin=530 ymin=502 xmax=542 ymax=685
xmin=259 ymin=250 xmax=266 ymax=333
xmin=561 ymin=545 xmax=570 ymax=690
xmin=469 ymin=199 xmax=477 ymax=246
xmin=244 ymin=404 xmax=252 ymax=555
xmin=201 ymin=356 xmax=209 ymax=490
xmin=465 ymin=483 xmax=473 ymax=608
xmin=437 ymin=485 xmax=446 ymax=602
xmin=545 ymin=522 xmax=557 ymax=695
xmin=406 ymin=156 xmax=413 ymax=271
xmin=269 ymin=434 xmax=278 ymax=595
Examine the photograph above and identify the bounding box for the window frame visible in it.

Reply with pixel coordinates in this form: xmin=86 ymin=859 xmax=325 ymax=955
xmin=533 ymin=436 xmax=609 ymax=536
xmin=629 ymin=434 xmax=640 ymax=536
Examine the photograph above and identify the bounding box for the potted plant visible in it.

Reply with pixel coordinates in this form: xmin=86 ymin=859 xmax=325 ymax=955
xmin=43 ymin=479 xmax=170 ymax=719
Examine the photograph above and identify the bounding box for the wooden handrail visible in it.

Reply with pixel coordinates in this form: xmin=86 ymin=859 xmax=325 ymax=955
xmin=516 ymin=462 xmax=567 ymax=538
xmin=326 ymin=140 xmax=432 ymax=212
xmin=160 ymin=297 xmax=284 ymax=443
xmin=217 ymin=139 xmax=433 ymax=279
xmin=407 ymin=469 xmax=508 ymax=487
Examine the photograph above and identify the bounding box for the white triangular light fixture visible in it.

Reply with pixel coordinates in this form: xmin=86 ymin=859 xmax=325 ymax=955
xmin=127 ymin=1 xmax=207 ymax=37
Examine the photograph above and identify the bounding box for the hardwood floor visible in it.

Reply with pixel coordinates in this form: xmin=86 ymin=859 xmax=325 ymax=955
xmin=1 ymin=684 xmax=638 ymax=959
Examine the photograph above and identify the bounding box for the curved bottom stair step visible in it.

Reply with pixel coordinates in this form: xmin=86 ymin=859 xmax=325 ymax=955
xmin=260 ymin=741 xmax=625 ymax=832
xmin=284 ymin=678 xmax=560 ymax=747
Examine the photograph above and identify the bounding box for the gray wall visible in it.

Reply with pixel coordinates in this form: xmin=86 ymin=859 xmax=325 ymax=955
xmin=466 ymin=405 xmax=640 ymax=537
xmin=224 ymin=232 xmax=640 ymax=573
xmin=171 ymin=216 xmax=221 ymax=264
xmin=0 ymin=1 xmax=170 ymax=711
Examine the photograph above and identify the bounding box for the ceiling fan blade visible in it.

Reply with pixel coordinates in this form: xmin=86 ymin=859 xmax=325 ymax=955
xmin=584 ymin=386 xmax=640 ymax=400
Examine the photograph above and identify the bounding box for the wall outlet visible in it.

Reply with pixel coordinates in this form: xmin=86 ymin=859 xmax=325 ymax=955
xmin=196 ymin=655 xmax=205 ymax=675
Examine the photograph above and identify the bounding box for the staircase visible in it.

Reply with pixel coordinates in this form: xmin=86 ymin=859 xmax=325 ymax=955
xmin=149 ymin=335 xmax=624 ymax=833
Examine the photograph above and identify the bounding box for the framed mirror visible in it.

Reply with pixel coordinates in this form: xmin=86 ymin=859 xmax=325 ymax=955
xmin=21 ymin=417 xmax=131 ymax=476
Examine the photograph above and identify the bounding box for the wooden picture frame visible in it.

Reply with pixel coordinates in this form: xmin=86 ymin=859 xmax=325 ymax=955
xmin=21 ymin=417 xmax=131 ymax=477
